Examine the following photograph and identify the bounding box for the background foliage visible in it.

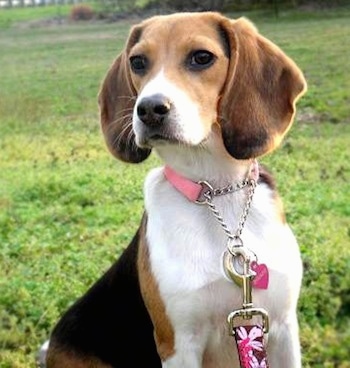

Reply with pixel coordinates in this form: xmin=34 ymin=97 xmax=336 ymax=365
xmin=0 ymin=4 xmax=349 ymax=368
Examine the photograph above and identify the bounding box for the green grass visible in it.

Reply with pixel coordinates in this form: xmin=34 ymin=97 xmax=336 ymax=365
xmin=0 ymin=5 xmax=72 ymax=29
xmin=0 ymin=9 xmax=349 ymax=368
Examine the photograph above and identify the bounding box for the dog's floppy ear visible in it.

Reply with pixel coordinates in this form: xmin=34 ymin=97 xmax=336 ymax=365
xmin=218 ymin=17 xmax=306 ymax=159
xmin=98 ymin=26 xmax=151 ymax=163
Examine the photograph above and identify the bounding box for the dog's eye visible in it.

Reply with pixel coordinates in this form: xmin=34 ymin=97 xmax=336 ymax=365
xmin=188 ymin=50 xmax=216 ymax=70
xmin=130 ymin=55 xmax=148 ymax=74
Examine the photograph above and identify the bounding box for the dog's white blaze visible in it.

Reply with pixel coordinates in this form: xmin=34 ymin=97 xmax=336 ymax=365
xmin=133 ymin=71 xmax=207 ymax=145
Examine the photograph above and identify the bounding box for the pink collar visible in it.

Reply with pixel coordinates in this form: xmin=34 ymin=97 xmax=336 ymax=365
xmin=163 ymin=166 xmax=204 ymax=202
xmin=163 ymin=160 xmax=259 ymax=203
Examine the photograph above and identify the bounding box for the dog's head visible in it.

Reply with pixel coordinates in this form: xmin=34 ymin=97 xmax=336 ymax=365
xmin=99 ymin=12 xmax=306 ymax=163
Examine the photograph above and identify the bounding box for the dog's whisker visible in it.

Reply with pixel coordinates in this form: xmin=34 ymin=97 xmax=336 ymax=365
xmin=113 ymin=108 xmax=134 ymax=121
xmin=112 ymin=119 xmax=133 ymax=149
xmin=127 ymin=128 xmax=137 ymax=151
xmin=115 ymin=96 xmax=137 ymax=102
xmin=115 ymin=124 xmax=133 ymax=148
xmin=113 ymin=114 xmax=133 ymax=126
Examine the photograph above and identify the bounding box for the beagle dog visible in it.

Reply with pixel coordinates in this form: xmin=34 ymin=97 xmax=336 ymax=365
xmin=46 ymin=12 xmax=306 ymax=368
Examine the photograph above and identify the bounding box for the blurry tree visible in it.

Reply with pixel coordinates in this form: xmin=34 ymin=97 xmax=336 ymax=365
xmin=164 ymin=0 xmax=228 ymax=11
xmin=99 ymin=0 xmax=138 ymax=13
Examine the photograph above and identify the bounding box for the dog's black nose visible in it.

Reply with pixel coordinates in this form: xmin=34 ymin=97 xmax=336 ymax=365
xmin=137 ymin=94 xmax=171 ymax=127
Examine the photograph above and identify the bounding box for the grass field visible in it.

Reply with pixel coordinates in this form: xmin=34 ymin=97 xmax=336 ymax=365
xmin=0 ymin=7 xmax=349 ymax=368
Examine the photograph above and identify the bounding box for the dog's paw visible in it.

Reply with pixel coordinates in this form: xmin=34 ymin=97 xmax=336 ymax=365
xmin=36 ymin=340 xmax=49 ymax=368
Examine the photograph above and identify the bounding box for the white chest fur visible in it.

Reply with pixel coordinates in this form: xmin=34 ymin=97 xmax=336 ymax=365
xmin=144 ymin=166 xmax=302 ymax=367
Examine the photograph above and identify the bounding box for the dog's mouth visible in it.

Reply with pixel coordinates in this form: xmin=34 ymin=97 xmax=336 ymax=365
xmin=149 ymin=133 xmax=182 ymax=144
xmin=148 ymin=133 xmax=170 ymax=141
xmin=136 ymin=128 xmax=184 ymax=148
xmin=134 ymin=117 xmax=210 ymax=149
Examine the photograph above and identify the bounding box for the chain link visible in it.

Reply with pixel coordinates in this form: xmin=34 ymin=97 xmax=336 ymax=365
xmin=235 ymin=179 xmax=257 ymax=238
xmin=203 ymin=179 xmax=257 ymax=242
xmin=212 ymin=179 xmax=250 ymax=197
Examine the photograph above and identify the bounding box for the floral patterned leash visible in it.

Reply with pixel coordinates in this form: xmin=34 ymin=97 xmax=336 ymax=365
xmin=233 ymin=325 xmax=269 ymax=368
xmin=223 ymin=244 xmax=270 ymax=368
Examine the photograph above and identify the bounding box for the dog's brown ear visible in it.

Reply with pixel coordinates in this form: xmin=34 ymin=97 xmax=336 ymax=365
xmin=98 ymin=26 xmax=151 ymax=163
xmin=218 ymin=17 xmax=307 ymax=159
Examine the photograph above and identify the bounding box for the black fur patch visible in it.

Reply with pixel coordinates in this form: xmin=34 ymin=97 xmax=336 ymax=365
xmin=49 ymin=227 xmax=161 ymax=367
xmin=258 ymin=163 xmax=277 ymax=191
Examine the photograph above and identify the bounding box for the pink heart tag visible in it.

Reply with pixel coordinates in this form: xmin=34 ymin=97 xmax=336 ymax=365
xmin=251 ymin=261 xmax=269 ymax=289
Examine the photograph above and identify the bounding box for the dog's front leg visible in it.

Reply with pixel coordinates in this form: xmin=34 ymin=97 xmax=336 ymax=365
xmin=267 ymin=315 xmax=302 ymax=368
xmin=160 ymin=330 xmax=207 ymax=368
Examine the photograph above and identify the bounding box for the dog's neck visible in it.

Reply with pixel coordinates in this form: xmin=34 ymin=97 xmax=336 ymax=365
xmin=155 ymin=134 xmax=252 ymax=187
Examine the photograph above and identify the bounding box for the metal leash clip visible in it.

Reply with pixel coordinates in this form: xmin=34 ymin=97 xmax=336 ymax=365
xmin=222 ymin=237 xmax=256 ymax=287
xmin=223 ymin=239 xmax=269 ymax=335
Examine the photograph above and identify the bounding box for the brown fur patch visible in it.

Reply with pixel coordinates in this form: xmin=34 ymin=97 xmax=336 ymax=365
xmin=258 ymin=164 xmax=286 ymax=223
xmin=46 ymin=347 xmax=111 ymax=368
xmin=137 ymin=216 xmax=175 ymax=361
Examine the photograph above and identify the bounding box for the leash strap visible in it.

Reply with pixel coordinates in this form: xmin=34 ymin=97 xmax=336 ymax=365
xmin=233 ymin=325 xmax=269 ymax=368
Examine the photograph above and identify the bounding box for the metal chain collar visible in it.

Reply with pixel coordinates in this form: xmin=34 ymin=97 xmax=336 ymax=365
xmin=210 ymin=179 xmax=250 ymax=197
xmin=200 ymin=178 xmax=257 ymax=242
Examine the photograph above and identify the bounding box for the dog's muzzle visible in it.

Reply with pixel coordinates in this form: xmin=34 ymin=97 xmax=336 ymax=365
xmin=135 ymin=94 xmax=181 ymax=146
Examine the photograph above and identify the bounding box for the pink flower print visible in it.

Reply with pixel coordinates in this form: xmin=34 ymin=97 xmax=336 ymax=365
xmin=250 ymin=355 xmax=267 ymax=368
xmin=237 ymin=325 xmax=264 ymax=351
xmin=236 ymin=326 xmax=264 ymax=368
